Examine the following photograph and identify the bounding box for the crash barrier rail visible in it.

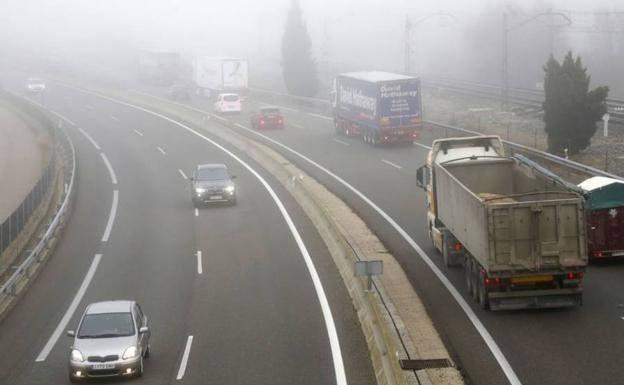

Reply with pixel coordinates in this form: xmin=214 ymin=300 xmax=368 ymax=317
xmin=0 ymin=89 xmax=76 ymax=298
xmin=249 ymin=87 xmax=623 ymax=182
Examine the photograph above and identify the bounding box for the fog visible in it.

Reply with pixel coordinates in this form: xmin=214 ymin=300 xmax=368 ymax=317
xmin=2 ymin=0 xmax=623 ymax=95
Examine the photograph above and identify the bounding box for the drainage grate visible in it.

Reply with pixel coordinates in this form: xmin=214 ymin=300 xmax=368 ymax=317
xmin=399 ymin=358 xmax=453 ymax=371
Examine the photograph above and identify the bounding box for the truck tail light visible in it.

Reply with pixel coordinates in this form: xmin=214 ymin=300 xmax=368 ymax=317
xmin=567 ymin=272 xmax=584 ymax=280
xmin=453 ymin=242 xmax=462 ymax=252
xmin=484 ymin=276 xmax=502 ymax=288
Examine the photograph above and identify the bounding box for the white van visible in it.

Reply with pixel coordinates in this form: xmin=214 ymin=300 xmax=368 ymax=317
xmin=213 ymin=93 xmax=242 ymax=114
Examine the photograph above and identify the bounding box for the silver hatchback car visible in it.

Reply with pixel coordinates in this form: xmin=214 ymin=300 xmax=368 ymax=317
xmin=67 ymin=300 xmax=150 ymax=382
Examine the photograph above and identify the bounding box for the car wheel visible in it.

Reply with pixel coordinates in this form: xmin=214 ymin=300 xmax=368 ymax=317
xmin=230 ymin=197 xmax=237 ymax=206
xmin=69 ymin=374 xmax=81 ymax=384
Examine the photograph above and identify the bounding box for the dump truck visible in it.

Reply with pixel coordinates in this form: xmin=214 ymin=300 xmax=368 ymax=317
xmin=416 ymin=136 xmax=587 ymax=310
xmin=330 ymin=71 xmax=422 ymax=145
xmin=578 ymin=176 xmax=624 ymax=260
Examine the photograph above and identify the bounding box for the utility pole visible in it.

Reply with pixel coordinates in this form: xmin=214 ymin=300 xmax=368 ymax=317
xmin=404 ymin=15 xmax=411 ymax=74
xmin=502 ymin=13 xmax=509 ymax=109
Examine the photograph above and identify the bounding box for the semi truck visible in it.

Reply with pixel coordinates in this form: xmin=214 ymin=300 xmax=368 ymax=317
xmin=192 ymin=56 xmax=248 ymax=96
xmin=330 ymin=71 xmax=422 ymax=145
xmin=416 ymin=136 xmax=587 ymax=310
xmin=578 ymin=176 xmax=624 ymax=260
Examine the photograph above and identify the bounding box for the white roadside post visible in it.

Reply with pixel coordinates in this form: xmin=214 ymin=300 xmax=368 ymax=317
xmin=603 ymin=113 xmax=610 ymax=137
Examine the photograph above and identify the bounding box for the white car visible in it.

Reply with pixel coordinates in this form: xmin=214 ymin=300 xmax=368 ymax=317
xmin=213 ymin=93 xmax=241 ymax=114
xmin=26 ymin=77 xmax=46 ymax=93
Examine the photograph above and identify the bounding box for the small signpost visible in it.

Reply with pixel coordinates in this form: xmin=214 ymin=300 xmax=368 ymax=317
xmin=603 ymin=113 xmax=610 ymax=137
xmin=354 ymin=260 xmax=383 ymax=291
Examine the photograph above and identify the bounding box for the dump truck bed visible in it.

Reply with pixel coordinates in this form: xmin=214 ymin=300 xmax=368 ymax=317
xmin=434 ymin=158 xmax=587 ymax=273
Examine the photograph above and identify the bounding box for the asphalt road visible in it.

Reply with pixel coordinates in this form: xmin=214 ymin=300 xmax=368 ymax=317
xmin=149 ymin=90 xmax=624 ymax=385
xmin=0 ymin=79 xmax=376 ymax=385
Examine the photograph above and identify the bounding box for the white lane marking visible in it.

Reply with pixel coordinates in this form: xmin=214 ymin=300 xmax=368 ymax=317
xmin=333 ymin=138 xmax=350 ymax=146
xmin=50 ymin=110 xmax=76 ymax=126
xmin=178 ymin=169 xmax=188 ymax=180
xmin=308 ymin=112 xmax=333 ymax=121
xmin=77 ymin=94 xmax=348 ymax=385
xmin=133 ymin=129 xmax=144 ymax=137
xmin=176 ymin=336 xmax=194 ymax=380
xmin=78 ymin=127 xmax=101 ymax=150
xmin=196 ymin=251 xmax=203 ymax=274
xmin=221 ymin=122 xmax=523 ymax=385
xmin=382 ymin=159 xmax=403 ymax=170
xmin=194 ymin=208 xmax=199 ymax=217
xmin=111 ymin=115 xmax=120 ymax=121
xmin=156 ymin=146 xmax=167 ymax=155
xmin=101 ymin=190 xmax=119 ymax=242
xmin=35 ymin=254 xmax=103 ymax=362
xmin=413 ymin=141 xmax=432 ymax=150
xmin=100 ymin=153 xmax=118 ymax=185
xmin=290 ymin=122 xmax=305 ymax=129
xmin=85 ymin=105 xmax=94 ymax=110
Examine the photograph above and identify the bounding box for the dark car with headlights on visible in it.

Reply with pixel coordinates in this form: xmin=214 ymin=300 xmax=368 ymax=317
xmin=251 ymin=106 xmax=284 ymax=129
xmin=67 ymin=300 xmax=150 ymax=382
xmin=191 ymin=163 xmax=237 ymax=206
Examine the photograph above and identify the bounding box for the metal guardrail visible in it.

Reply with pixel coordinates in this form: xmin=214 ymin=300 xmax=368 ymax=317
xmin=249 ymin=87 xmax=623 ymax=181
xmin=0 ymin=90 xmax=76 ymax=297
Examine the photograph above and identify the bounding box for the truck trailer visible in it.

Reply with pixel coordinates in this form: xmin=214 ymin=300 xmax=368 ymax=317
xmin=330 ymin=71 xmax=422 ymax=145
xmin=416 ymin=136 xmax=587 ymax=310
xmin=192 ymin=56 xmax=248 ymax=96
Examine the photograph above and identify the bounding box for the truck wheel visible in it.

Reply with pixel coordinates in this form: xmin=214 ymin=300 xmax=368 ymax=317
xmin=478 ymin=272 xmax=490 ymax=310
xmin=464 ymin=257 xmax=473 ymax=296
xmin=371 ymin=133 xmax=378 ymax=146
xmin=442 ymin=241 xmax=451 ymax=268
xmin=363 ymin=129 xmax=369 ymax=143
xmin=471 ymin=261 xmax=480 ymax=301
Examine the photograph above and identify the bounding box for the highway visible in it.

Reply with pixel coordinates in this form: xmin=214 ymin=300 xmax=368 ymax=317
xmin=141 ymin=89 xmax=624 ymax=385
xmin=0 ymin=79 xmax=376 ymax=385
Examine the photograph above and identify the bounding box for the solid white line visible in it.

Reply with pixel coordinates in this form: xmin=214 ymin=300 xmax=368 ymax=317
xmin=308 ymin=112 xmax=333 ymax=121
xmin=78 ymin=127 xmax=101 ymax=150
xmin=111 ymin=115 xmax=120 ymax=121
xmin=133 ymin=129 xmax=144 ymax=137
xmin=196 ymin=251 xmax=203 ymax=274
xmin=214 ymin=122 xmax=522 ymax=385
xmin=290 ymin=122 xmax=305 ymax=129
xmin=35 ymin=254 xmax=103 ymax=362
xmin=101 ymin=190 xmax=119 ymax=242
xmin=413 ymin=141 xmax=432 ymax=150
xmin=86 ymin=105 xmax=94 ymax=110
xmin=194 ymin=208 xmax=199 ymax=217
xmin=333 ymin=138 xmax=350 ymax=146
xmin=382 ymin=159 xmax=403 ymax=170
xmin=176 ymin=336 xmax=194 ymax=380
xmin=156 ymin=146 xmax=167 ymax=155
xmin=74 ymin=93 xmax=347 ymax=385
xmin=100 ymin=153 xmax=118 ymax=185
xmin=50 ymin=110 xmax=76 ymax=126
xmin=178 ymin=169 xmax=188 ymax=180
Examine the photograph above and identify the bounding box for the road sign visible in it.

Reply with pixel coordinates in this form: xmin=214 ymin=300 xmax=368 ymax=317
xmin=355 ymin=260 xmax=383 ymax=291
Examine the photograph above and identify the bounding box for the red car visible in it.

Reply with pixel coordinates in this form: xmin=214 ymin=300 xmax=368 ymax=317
xmin=251 ymin=107 xmax=284 ymax=129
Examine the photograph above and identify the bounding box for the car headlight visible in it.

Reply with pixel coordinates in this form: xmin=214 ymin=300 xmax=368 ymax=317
xmin=71 ymin=349 xmax=84 ymax=362
xmin=122 ymin=346 xmax=138 ymax=360
xmin=195 ymin=188 xmax=206 ymax=194
xmin=224 ymin=185 xmax=235 ymax=193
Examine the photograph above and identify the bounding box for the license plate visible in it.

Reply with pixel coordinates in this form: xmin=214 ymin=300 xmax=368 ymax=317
xmin=210 ymin=195 xmax=223 ymax=200
xmin=92 ymin=363 xmax=115 ymax=370
xmin=511 ymin=275 xmax=553 ymax=284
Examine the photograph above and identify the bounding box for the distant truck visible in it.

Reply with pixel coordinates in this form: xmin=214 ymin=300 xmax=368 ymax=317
xmin=416 ymin=136 xmax=587 ymax=310
xmin=192 ymin=57 xmax=249 ymax=96
xmin=330 ymin=71 xmax=422 ymax=145
xmin=137 ymin=49 xmax=180 ymax=85
xmin=578 ymin=176 xmax=624 ymax=260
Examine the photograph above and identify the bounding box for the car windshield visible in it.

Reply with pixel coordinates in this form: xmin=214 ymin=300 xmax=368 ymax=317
xmin=77 ymin=312 xmax=135 ymax=338
xmin=261 ymin=108 xmax=280 ymax=114
xmin=197 ymin=167 xmax=228 ymax=181
xmin=223 ymin=95 xmax=239 ymax=102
